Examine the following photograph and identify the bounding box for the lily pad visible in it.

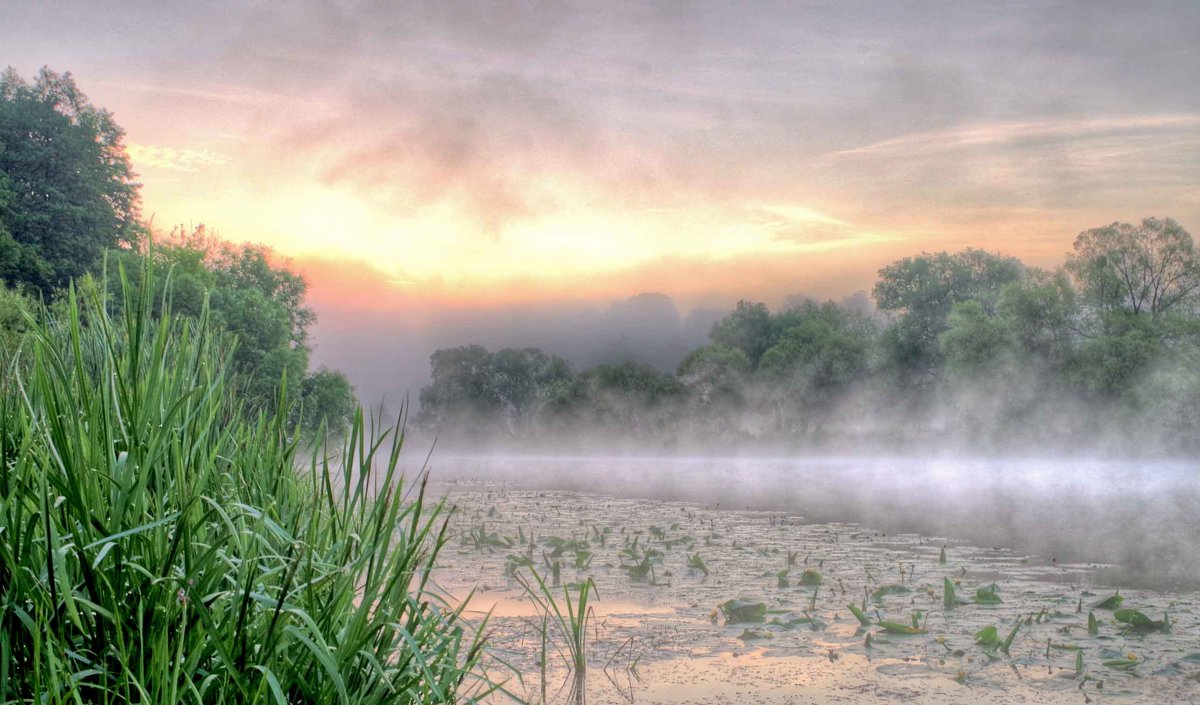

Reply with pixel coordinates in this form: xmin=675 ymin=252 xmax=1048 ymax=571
xmin=974 ymin=584 xmax=1002 ymax=605
xmin=877 ymin=619 xmax=926 ymax=635
xmin=738 ymin=628 xmax=773 ymax=641
xmin=720 ymin=599 xmax=767 ymax=624
xmin=871 ymin=584 xmax=910 ymax=602
xmin=1114 ymin=608 xmax=1169 ymax=632
xmin=848 ymin=603 xmax=871 ymax=626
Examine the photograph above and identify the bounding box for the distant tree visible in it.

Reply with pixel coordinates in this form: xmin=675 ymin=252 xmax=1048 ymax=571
xmin=995 ymin=269 xmax=1078 ymax=363
xmin=1064 ymin=313 xmax=1161 ymax=398
xmin=418 ymin=344 xmax=571 ymax=436
xmin=0 ymin=67 xmax=141 ymax=292
xmin=677 ymin=344 xmax=751 ymax=410
xmin=758 ymin=301 xmax=874 ymax=433
xmin=1065 ymin=218 xmax=1200 ymax=320
xmin=709 ymin=300 xmax=775 ymax=367
xmin=539 ymin=361 xmax=683 ymax=437
xmin=938 ymin=300 xmax=1015 ymax=375
xmin=874 ymin=249 xmax=1024 ymax=388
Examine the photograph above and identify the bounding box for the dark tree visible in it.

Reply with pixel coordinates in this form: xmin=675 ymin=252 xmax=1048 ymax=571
xmin=0 ymin=67 xmax=141 ymax=292
xmin=874 ymin=249 xmax=1024 ymax=388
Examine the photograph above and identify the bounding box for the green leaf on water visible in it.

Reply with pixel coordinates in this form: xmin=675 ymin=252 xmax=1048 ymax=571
xmin=1102 ymin=657 xmax=1139 ymax=671
xmin=1092 ymin=591 xmax=1122 ymax=610
xmin=799 ymin=569 xmax=822 ymax=586
xmin=1000 ymin=617 xmax=1021 ymax=654
xmin=719 ymin=599 xmax=767 ymax=624
xmin=871 ymin=584 xmax=910 ymax=602
xmin=877 ymin=619 xmax=926 ymax=635
xmin=1113 ymin=608 xmax=1169 ymax=632
xmin=738 ymin=628 xmax=773 ymax=641
xmin=848 ymin=604 xmax=871 ymax=627
xmin=974 ymin=584 xmax=1002 ymax=604
xmin=943 ymin=578 xmax=968 ymax=609
xmin=1088 ymin=611 xmax=1099 ymax=636
xmin=939 ymin=546 xmax=947 ymax=565
xmin=974 ymin=626 xmax=999 ymax=646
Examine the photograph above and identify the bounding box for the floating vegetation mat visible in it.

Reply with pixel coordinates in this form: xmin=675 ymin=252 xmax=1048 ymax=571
xmin=430 ymin=477 xmax=1200 ymax=704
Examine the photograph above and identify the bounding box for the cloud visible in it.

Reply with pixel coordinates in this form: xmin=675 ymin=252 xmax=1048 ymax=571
xmin=830 ymin=115 xmax=1200 ymax=158
xmin=127 ymin=144 xmax=230 ymax=172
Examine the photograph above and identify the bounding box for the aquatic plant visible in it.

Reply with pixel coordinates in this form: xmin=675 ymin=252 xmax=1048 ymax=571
xmin=0 ymin=265 xmax=491 ymax=703
xmin=876 ymin=617 xmax=926 ymax=635
xmin=943 ymin=578 xmax=967 ymax=609
xmin=1000 ymin=616 xmax=1022 ymax=654
xmin=974 ymin=584 xmax=1002 ymax=604
xmin=517 ymin=568 xmax=598 ymax=699
xmin=1092 ymin=591 xmax=1123 ymax=610
xmin=799 ymin=569 xmax=823 ymax=587
xmin=871 ymin=584 xmax=910 ymax=602
xmin=975 ymin=626 xmax=999 ymax=647
xmin=719 ymin=599 xmax=767 ymax=624
xmin=1114 ymin=608 xmax=1170 ymax=632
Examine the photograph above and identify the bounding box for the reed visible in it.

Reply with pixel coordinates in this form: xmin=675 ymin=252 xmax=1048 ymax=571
xmin=0 ymin=260 xmax=490 ymax=703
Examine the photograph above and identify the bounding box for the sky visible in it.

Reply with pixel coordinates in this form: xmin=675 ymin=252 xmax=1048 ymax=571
xmin=5 ymin=0 xmax=1200 ymax=400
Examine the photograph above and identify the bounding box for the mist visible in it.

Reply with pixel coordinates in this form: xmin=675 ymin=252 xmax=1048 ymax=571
xmin=423 ymin=453 xmax=1200 ymax=589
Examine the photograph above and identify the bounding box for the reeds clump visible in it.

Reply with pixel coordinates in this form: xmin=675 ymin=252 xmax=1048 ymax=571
xmin=0 ymin=263 xmax=489 ymax=703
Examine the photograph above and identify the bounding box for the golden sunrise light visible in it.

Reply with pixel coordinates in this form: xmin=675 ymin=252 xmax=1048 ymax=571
xmin=7 ymin=3 xmax=1200 ymax=703
xmin=8 ymin=3 xmax=1195 ymax=316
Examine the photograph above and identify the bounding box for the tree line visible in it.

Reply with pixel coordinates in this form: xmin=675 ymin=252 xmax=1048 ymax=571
xmin=0 ymin=67 xmax=355 ymax=435
xmin=419 ymin=217 xmax=1200 ymax=454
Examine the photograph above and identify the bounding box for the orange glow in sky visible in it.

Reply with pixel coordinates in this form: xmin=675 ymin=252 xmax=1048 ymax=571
xmin=6 ymin=2 xmax=1198 ymax=311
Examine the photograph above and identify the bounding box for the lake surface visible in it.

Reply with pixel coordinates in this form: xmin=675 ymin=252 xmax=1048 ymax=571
xmin=424 ymin=455 xmax=1200 ymax=704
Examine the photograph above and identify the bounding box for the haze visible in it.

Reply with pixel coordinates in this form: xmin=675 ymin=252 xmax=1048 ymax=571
xmin=5 ymin=1 xmax=1199 ymax=402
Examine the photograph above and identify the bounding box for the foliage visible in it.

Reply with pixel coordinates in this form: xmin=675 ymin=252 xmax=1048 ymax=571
xmin=417 ymin=343 xmax=571 ymax=436
xmin=0 ymin=67 xmax=141 ymax=293
xmin=108 ymin=229 xmax=355 ymax=435
xmin=709 ymin=300 xmax=776 ymax=367
xmin=874 ymin=249 xmax=1024 ymax=388
xmin=0 ymin=281 xmax=30 ymax=363
xmin=677 ymin=344 xmax=751 ymax=411
xmin=418 ymin=219 xmax=1200 ymax=453
xmin=0 ymin=264 xmax=489 ymax=703
xmin=1066 ymin=217 xmax=1200 ymax=318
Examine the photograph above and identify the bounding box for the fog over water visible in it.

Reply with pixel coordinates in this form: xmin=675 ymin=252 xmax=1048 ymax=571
xmin=423 ymin=452 xmax=1200 ymax=589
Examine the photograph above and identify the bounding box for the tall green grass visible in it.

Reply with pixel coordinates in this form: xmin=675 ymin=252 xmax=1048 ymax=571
xmin=0 ymin=263 xmax=491 ymax=703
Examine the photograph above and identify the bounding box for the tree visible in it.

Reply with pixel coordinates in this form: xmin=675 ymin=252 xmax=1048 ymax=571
xmin=109 ymin=228 xmax=354 ymax=434
xmin=938 ymin=300 xmax=1015 ymax=375
xmin=757 ymin=301 xmax=874 ymax=433
xmin=995 ymin=269 xmax=1077 ymax=363
xmin=874 ymin=249 xmax=1024 ymax=388
xmin=677 ymin=344 xmax=751 ymax=411
xmin=709 ymin=300 xmax=775 ymax=367
xmin=550 ymin=362 xmax=683 ymax=437
xmin=295 ymin=368 xmax=357 ymax=436
xmin=1065 ymin=217 xmax=1200 ymax=319
xmin=417 ymin=344 xmax=571 ymax=436
xmin=0 ymin=67 xmax=141 ymax=292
